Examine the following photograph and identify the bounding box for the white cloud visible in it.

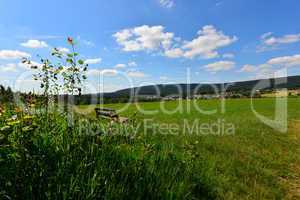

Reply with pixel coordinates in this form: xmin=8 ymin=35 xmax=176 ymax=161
xmin=127 ymin=70 xmax=146 ymax=78
xmin=164 ymin=48 xmax=184 ymax=58
xmin=57 ymin=47 xmax=70 ymax=53
xmin=222 ymin=53 xmax=235 ymax=59
xmin=263 ymin=34 xmax=300 ymax=46
xmin=203 ymin=61 xmax=235 ymax=72
xmin=128 ymin=61 xmax=137 ymax=67
xmin=258 ymin=32 xmax=300 ymax=52
xmin=239 ymin=64 xmax=256 ymax=72
xmin=21 ymin=39 xmax=48 ymax=48
xmin=115 ymin=63 xmax=127 ymax=68
xmin=0 ymin=50 xmax=30 ymax=60
xmin=238 ymin=63 xmax=274 ymax=79
xmin=114 ymin=25 xmax=237 ymax=60
xmin=159 ymin=0 xmax=174 ymax=8
xmin=101 ymin=69 xmax=118 ymax=76
xmin=87 ymin=69 xmax=118 ymax=77
xmin=85 ymin=58 xmax=102 ymax=65
xmin=0 ymin=63 xmax=18 ymax=72
xmin=183 ymin=25 xmax=237 ymax=59
xmin=267 ymin=54 xmax=300 ymax=67
xmin=239 ymin=54 xmax=300 ymax=78
xmin=254 ymin=64 xmax=276 ymax=79
xmin=113 ymin=25 xmax=174 ymax=52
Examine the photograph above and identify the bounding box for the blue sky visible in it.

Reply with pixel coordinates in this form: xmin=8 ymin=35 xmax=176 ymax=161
xmin=1 ymin=0 xmax=300 ymax=93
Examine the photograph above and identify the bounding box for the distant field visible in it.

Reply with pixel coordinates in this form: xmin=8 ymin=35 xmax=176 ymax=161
xmin=76 ymin=98 xmax=300 ymax=199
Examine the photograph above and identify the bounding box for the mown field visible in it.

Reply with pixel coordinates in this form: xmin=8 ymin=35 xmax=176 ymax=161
xmin=76 ymin=98 xmax=300 ymax=199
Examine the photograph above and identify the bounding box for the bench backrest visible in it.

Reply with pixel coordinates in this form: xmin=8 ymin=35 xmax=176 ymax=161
xmin=95 ymin=108 xmax=118 ymax=118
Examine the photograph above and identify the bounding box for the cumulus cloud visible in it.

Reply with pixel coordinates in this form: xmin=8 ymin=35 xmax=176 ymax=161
xmin=21 ymin=39 xmax=48 ymax=48
xmin=0 ymin=63 xmax=18 ymax=72
xmin=158 ymin=0 xmax=175 ymax=8
xmin=263 ymin=34 xmax=300 ymax=46
xmin=85 ymin=58 xmax=102 ymax=65
xmin=258 ymin=32 xmax=300 ymax=52
xmin=182 ymin=25 xmax=237 ymax=59
xmin=203 ymin=61 xmax=235 ymax=72
xmin=113 ymin=25 xmax=174 ymax=52
xmin=126 ymin=70 xmax=146 ymax=78
xmin=114 ymin=25 xmax=237 ymax=60
xmin=266 ymin=54 xmax=300 ymax=67
xmin=239 ymin=54 xmax=300 ymax=79
xmin=164 ymin=48 xmax=184 ymax=58
xmin=0 ymin=50 xmax=30 ymax=60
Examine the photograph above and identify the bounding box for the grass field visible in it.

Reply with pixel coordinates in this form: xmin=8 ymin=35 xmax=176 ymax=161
xmin=1 ymin=98 xmax=300 ymax=199
xmin=76 ymin=98 xmax=300 ymax=199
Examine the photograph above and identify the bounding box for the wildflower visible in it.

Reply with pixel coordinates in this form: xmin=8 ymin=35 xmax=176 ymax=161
xmin=67 ymin=37 xmax=74 ymax=45
xmin=14 ymin=107 xmax=23 ymax=113
xmin=10 ymin=115 xmax=18 ymax=121
xmin=23 ymin=115 xmax=34 ymax=120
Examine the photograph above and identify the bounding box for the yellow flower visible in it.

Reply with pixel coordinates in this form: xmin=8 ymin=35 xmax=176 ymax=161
xmin=14 ymin=107 xmax=23 ymax=113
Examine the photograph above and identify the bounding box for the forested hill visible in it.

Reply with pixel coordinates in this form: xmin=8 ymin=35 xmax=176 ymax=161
xmin=2 ymin=76 xmax=300 ymax=105
xmin=102 ymin=75 xmax=300 ymax=98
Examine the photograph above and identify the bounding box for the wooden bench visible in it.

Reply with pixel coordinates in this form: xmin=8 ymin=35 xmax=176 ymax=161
xmin=95 ymin=108 xmax=118 ymax=119
xmin=95 ymin=108 xmax=129 ymax=123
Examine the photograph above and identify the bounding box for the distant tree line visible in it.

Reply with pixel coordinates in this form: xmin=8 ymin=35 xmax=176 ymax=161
xmin=0 ymin=85 xmax=14 ymax=104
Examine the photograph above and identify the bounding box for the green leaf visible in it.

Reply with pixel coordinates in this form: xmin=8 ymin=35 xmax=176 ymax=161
xmin=66 ymin=58 xmax=73 ymax=64
xmin=78 ymin=59 xmax=84 ymax=65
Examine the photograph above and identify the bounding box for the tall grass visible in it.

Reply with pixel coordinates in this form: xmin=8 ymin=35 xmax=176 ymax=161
xmin=0 ymin=111 xmax=215 ymax=199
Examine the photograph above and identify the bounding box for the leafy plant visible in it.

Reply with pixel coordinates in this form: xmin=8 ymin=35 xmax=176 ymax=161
xmin=22 ymin=37 xmax=88 ymax=110
xmin=52 ymin=37 xmax=88 ymax=96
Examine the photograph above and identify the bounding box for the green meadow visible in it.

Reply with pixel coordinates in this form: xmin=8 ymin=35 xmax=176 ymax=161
xmin=75 ymin=97 xmax=300 ymax=199
xmin=1 ymin=98 xmax=300 ymax=199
